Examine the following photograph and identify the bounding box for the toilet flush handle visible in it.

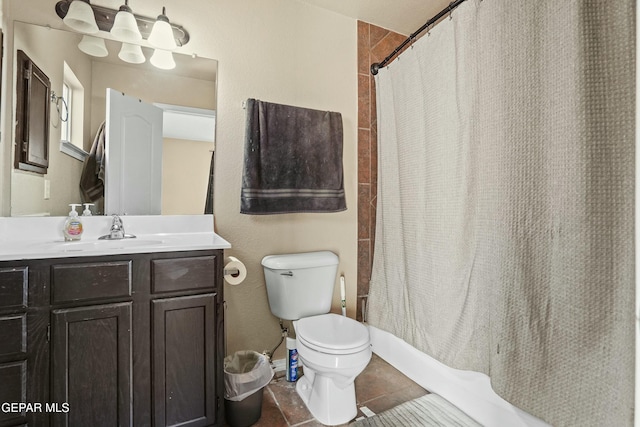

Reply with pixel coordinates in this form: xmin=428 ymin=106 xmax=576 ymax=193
xmin=280 ymin=271 xmax=294 ymax=276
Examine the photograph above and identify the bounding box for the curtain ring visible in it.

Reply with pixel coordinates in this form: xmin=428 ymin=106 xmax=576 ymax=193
xmin=448 ymin=2 xmax=454 ymax=20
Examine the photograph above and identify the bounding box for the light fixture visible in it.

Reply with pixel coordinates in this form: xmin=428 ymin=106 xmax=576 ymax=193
xmin=56 ymin=1 xmax=190 ymax=46
xmin=118 ymin=43 xmax=145 ymax=64
xmin=111 ymin=0 xmax=142 ymax=42
xmin=78 ymin=35 xmax=108 ymax=57
xmin=55 ymin=0 xmax=189 ymax=69
xmin=63 ymin=0 xmax=99 ymax=34
xmin=150 ymin=49 xmax=176 ymax=70
xmin=148 ymin=7 xmax=177 ymax=50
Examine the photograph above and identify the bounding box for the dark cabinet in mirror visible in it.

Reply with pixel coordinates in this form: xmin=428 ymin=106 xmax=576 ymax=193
xmin=15 ymin=50 xmax=51 ymax=174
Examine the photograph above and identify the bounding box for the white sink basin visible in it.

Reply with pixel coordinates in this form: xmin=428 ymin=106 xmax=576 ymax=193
xmin=0 ymin=215 xmax=231 ymax=261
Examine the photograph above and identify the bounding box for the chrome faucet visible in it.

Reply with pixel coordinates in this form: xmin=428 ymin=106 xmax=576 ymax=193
xmin=99 ymin=215 xmax=136 ymax=240
xmin=108 ymin=215 xmax=125 ymax=239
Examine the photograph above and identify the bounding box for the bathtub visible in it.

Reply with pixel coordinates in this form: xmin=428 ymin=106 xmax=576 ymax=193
xmin=368 ymin=326 xmax=551 ymax=427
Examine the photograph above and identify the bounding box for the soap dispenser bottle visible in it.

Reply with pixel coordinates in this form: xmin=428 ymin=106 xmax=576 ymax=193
xmin=82 ymin=203 xmax=94 ymax=216
xmin=63 ymin=204 xmax=83 ymax=241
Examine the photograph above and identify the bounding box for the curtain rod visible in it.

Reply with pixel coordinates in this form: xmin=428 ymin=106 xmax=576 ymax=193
xmin=370 ymin=0 xmax=468 ymax=75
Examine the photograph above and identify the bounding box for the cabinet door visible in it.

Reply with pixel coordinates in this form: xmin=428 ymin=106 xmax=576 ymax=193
xmin=15 ymin=50 xmax=50 ymax=174
xmin=51 ymin=302 xmax=132 ymax=427
xmin=152 ymin=294 xmax=217 ymax=427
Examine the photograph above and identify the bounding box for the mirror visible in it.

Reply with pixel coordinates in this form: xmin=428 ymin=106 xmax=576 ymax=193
xmin=9 ymin=21 xmax=217 ymax=216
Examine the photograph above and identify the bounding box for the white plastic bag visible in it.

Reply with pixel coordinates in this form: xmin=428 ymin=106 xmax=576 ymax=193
xmin=224 ymin=350 xmax=274 ymax=402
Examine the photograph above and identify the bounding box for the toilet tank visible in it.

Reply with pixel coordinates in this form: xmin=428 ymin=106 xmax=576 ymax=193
xmin=261 ymin=251 xmax=339 ymax=320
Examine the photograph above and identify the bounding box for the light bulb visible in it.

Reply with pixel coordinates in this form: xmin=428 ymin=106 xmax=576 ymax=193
xmin=78 ymin=35 xmax=108 ymax=57
xmin=63 ymin=0 xmax=99 ymax=34
xmin=150 ymin=49 xmax=175 ymax=70
xmin=111 ymin=2 xmax=142 ymax=42
xmin=148 ymin=7 xmax=177 ymax=50
xmin=118 ymin=43 xmax=145 ymax=64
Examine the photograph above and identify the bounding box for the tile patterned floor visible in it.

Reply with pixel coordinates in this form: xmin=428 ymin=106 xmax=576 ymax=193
xmin=239 ymin=354 xmax=428 ymax=427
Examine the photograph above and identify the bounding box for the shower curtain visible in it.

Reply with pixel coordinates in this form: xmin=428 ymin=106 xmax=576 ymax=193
xmin=367 ymin=1 xmax=635 ymax=426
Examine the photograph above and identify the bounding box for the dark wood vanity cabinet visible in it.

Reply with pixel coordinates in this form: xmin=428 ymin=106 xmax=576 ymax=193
xmin=0 ymin=249 xmax=225 ymax=427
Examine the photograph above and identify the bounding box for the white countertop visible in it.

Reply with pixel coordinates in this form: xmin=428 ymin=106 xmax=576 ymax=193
xmin=0 ymin=214 xmax=231 ymax=261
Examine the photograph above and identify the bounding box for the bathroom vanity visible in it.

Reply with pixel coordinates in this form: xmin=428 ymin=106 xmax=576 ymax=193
xmin=0 ymin=215 xmax=231 ymax=427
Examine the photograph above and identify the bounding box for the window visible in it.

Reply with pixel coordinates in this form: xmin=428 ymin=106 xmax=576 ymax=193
xmin=59 ymin=62 xmax=87 ymax=161
xmin=61 ymin=82 xmax=72 ymax=143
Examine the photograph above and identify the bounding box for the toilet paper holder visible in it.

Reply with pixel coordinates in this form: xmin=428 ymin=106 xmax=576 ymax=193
xmin=224 ymin=267 xmax=240 ymax=276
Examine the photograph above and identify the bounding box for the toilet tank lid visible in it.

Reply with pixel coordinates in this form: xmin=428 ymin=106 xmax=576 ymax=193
xmin=261 ymin=251 xmax=338 ymax=270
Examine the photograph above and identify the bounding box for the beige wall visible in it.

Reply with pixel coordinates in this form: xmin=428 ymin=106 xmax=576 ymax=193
xmin=1 ymin=0 xmax=358 ymax=358
xmin=162 ymin=137 xmax=211 ymax=215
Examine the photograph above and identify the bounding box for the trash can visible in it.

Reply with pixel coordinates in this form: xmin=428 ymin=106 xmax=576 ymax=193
xmin=224 ymin=350 xmax=274 ymax=427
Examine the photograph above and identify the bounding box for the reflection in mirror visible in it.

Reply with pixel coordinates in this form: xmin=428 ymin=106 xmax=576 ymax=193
xmin=10 ymin=21 xmax=217 ymax=217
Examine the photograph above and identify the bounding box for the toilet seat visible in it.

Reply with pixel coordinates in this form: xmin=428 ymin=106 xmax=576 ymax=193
xmin=296 ymin=313 xmax=370 ymax=355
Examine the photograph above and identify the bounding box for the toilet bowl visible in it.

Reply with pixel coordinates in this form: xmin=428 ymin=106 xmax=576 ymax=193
xmin=293 ymin=313 xmax=371 ymax=426
xmin=261 ymin=251 xmax=371 ymax=426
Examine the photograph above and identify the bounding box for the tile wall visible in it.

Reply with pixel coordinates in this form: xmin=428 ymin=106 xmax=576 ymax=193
xmin=357 ymin=22 xmax=406 ymax=321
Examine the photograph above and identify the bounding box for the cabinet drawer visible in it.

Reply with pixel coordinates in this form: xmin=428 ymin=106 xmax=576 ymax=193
xmin=51 ymin=261 xmax=132 ymax=304
xmin=0 ymin=360 xmax=27 ymax=425
xmin=151 ymin=255 xmax=216 ymax=293
xmin=0 ymin=267 xmax=28 ymax=311
xmin=0 ymin=314 xmax=27 ymax=360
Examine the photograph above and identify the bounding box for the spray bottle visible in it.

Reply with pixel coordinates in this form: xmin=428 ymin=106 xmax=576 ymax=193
xmin=286 ymin=337 xmax=298 ymax=382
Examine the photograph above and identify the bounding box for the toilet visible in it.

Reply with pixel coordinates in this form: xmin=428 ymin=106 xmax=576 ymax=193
xmin=261 ymin=251 xmax=371 ymax=426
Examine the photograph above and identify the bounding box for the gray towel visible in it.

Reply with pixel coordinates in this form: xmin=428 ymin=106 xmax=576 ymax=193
xmin=241 ymin=99 xmax=346 ymax=214
xmin=79 ymin=121 xmax=106 ymax=203
xmin=204 ymin=151 xmax=215 ymax=214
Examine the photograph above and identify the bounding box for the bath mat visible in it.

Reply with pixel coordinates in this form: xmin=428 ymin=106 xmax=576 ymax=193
xmin=351 ymin=394 xmax=481 ymax=427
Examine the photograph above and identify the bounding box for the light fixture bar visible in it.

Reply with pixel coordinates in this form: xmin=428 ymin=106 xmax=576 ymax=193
xmin=55 ymin=0 xmax=189 ymax=46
